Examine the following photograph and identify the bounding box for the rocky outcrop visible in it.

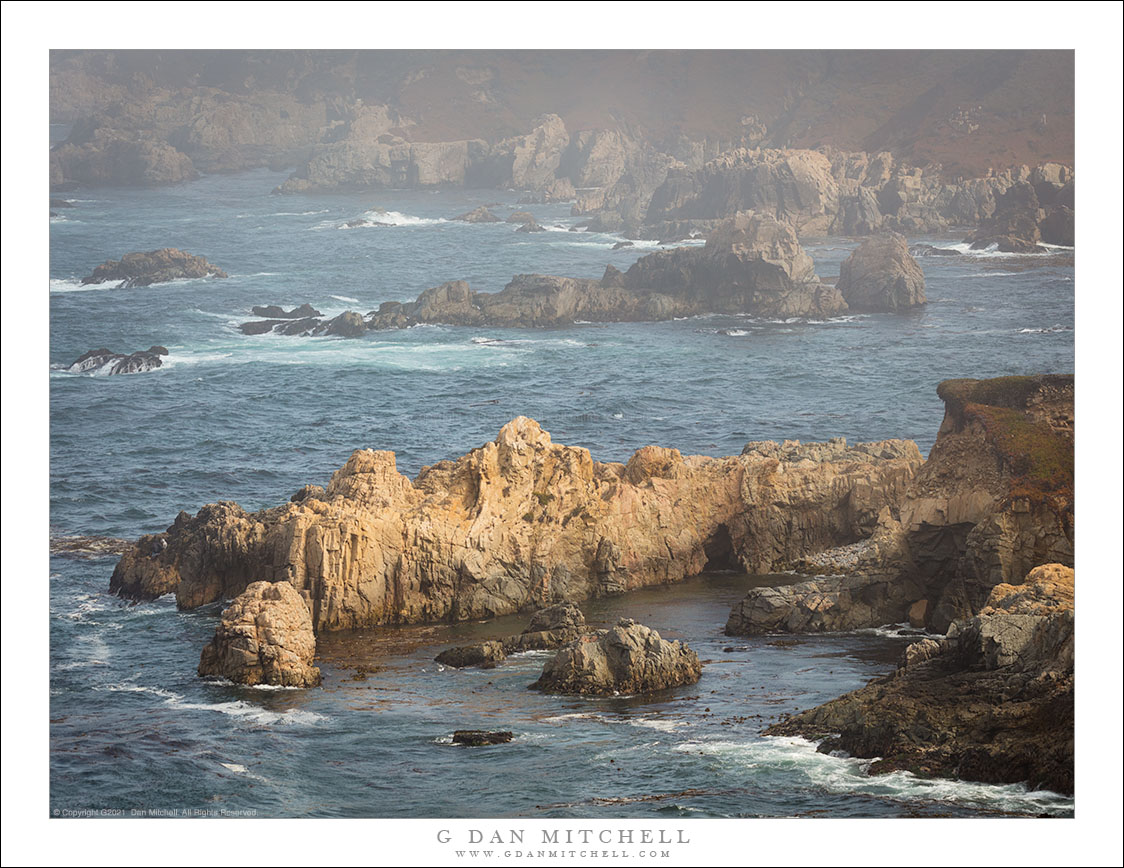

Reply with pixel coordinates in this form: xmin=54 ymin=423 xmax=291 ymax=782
xmin=766 ymin=564 xmax=1074 ymax=794
xmin=110 ymin=418 xmax=921 ymax=632
xmin=835 ymin=233 xmax=926 ymax=312
xmin=965 ymin=178 xmax=1076 ymax=252
xmin=435 ymin=602 xmax=589 ymax=668
xmin=197 ymin=580 xmax=321 ymax=687
xmin=436 ymin=641 xmax=508 ymax=670
xmin=239 ymin=311 xmax=368 ymax=337
xmin=530 ymin=618 xmax=701 ymax=695
xmin=81 ymin=249 xmax=227 ymax=288
xmin=251 ymin=304 xmax=322 ymax=319
xmin=365 ymin=212 xmax=846 ymax=329
xmin=68 ymin=346 xmax=168 ymax=375
xmin=454 ymin=206 xmax=501 ymax=223
xmin=725 ymin=374 xmax=1074 ymax=636
xmin=51 ymin=134 xmax=198 ymax=189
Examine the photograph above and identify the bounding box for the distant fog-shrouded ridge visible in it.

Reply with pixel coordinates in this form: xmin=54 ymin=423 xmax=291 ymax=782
xmin=50 ymin=50 xmax=1074 ymax=242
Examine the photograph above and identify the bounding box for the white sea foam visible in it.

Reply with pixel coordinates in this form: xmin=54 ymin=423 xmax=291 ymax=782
xmin=100 ymin=682 xmax=325 ymax=725
xmin=270 ymin=210 xmax=330 ymax=217
xmin=219 ymin=762 xmax=248 ymax=773
xmin=331 ymin=295 xmax=360 ymax=303
xmin=674 ymin=736 xmax=1073 ymax=816
xmin=1017 ymin=325 xmax=1073 ymax=334
xmin=49 ymin=278 xmax=93 ymax=293
xmin=931 ymin=241 xmax=1071 ymax=259
xmin=317 ymin=210 xmax=448 ymax=230
xmin=626 ymin=717 xmax=688 ymax=733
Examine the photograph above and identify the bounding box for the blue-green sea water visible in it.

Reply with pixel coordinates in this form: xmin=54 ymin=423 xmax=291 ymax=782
xmin=49 ymin=170 xmax=1075 ymax=818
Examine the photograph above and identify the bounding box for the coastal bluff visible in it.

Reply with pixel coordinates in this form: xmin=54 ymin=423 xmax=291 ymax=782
xmin=725 ymin=374 xmax=1074 ymax=636
xmin=110 ymin=418 xmax=921 ymax=632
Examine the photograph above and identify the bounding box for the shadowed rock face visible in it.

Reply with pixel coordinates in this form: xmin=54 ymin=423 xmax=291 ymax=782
xmin=836 ymin=232 xmax=925 ymax=312
xmin=530 ymin=618 xmax=702 ymax=695
xmin=765 ymin=564 xmax=1074 ymax=795
xmin=110 ymin=417 xmax=921 ymax=632
xmin=197 ymin=580 xmax=321 ymax=688
xmin=80 ymin=248 xmax=227 ymax=288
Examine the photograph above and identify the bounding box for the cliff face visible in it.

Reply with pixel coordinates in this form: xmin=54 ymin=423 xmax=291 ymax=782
xmin=725 ymin=374 xmax=1074 ymax=636
xmin=110 ymin=418 xmax=921 ymax=633
xmin=906 ymin=375 xmax=1074 ymax=631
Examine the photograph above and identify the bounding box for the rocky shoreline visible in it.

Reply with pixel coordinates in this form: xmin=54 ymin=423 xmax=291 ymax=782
xmin=108 ymin=373 xmax=1074 ymax=795
xmin=52 ymin=52 xmax=1074 ymax=246
xmin=766 ymin=564 xmax=1074 ymax=794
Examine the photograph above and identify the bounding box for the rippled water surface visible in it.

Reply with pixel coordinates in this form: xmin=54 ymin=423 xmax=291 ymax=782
xmin=49 ymin=170 xmax=1075 ymax=817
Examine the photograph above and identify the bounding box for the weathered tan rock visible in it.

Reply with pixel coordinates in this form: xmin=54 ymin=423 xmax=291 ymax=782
xmin=111 ymin=419 xmax=922 ymax=633
xmin=836 ymin=232 xmax=926 ymax=312
xmin=530 ymin=618 xmax=701 ymax=695
xmin=197 ymin=581 xmax=320 ymax=687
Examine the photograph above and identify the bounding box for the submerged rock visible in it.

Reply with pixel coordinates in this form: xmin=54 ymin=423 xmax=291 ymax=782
xmin=836 ymin=232 xmax=926 ymax=312
xmin=436 ymin=641 xmax=508 ymax=670
xmin=452 ymin=730 xmax=513 ymax=746
xmin=81 ymin=248 xmax=227 ymax=288
xmin=111 ymin=417 xmax=921 ymax=629
xmin=197 ymin=580 xmax=321 ymax=687
xmin=68 ymin=345 xmax=168 ymax=375
xmin=766 ymin=564 xmax=1074 ymax=794
xmin=530 ymin=618 xmax=701 ymax=695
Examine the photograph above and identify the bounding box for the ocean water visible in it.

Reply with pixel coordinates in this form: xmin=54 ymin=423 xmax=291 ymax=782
xmin=48 ymin=169 xmax=1075 ymax=818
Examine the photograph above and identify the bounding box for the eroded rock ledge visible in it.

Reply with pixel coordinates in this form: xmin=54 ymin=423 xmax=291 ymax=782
xmin=110 ymin=418 xmax=921 ymax=633
xmin=765 ymin=564 xmax=1074 ymax=794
